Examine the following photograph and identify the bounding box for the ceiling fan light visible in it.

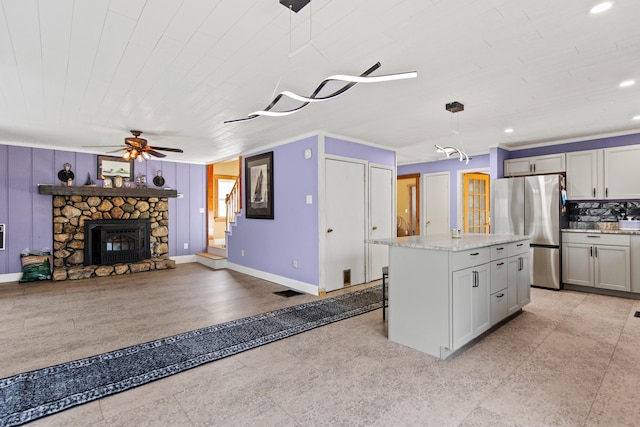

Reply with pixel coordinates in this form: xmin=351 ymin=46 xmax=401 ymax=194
xmin=142 ymin=151 xmax=151 ymax=160
xmin=136 ymin=155 xmax=145 ymax=162
xmin=122 ymin=151 xmax=131 ymax=160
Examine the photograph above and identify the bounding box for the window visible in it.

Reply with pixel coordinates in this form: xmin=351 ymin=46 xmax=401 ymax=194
xmin=215 ymin=176 xmax=237 ymax=219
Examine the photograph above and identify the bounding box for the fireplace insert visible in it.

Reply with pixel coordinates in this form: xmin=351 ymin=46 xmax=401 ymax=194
xmin=84 ymin=219 xmax=151 ymax=266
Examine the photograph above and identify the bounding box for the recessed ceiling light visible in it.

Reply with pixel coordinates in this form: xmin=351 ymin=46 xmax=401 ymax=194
xmin=590 ymin=2 xmax=613 ymax=14
xmin=619 ymin=80 xmax=636 ymax=87
xmin=504 ymin=128 xmax=514 ymax=133
xmin=633 ymin=115 xmax=640 ymax=121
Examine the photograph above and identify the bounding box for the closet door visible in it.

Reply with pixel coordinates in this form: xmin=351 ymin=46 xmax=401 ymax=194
xmin=325 ymin=159 xmax=366 ymax=291
xmin=368 ymin=165 xmax=393 ymax=281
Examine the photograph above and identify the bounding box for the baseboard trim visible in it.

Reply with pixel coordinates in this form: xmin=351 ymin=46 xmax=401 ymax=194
xmin=172 ymin=255 xmax=197 ymax=264
xmin=563 ymin=283 xmax=640 ymax=300
xmin=0 ymin=272 xmax=22 ymax=284
xmin=225 ymin=262 xmax=319 ymax=296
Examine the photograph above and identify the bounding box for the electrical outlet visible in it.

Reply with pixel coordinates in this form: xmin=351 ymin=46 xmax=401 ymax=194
xmin=184 ymin=243 xmax=188 ymax=249
xmin=292 ymin=260 xmax=298 ymax=268
xmin=241 ymin=249 xmax=245 ymax=256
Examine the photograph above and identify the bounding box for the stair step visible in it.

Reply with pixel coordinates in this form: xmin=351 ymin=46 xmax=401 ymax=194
xmin=207 ymin=245 xmax=227 ymax=257
xmin=196 ymin=252 xmax=227 ymax=270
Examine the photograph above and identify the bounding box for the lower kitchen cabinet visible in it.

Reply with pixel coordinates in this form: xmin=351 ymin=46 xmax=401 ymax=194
xmin=452 ymin=263 xmax=490 ymax=349
xmin=562 ymin=233 xmax=630 ymax=292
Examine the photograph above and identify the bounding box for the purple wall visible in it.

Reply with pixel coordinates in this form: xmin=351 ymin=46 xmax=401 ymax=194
xmin=325 ymin=136 xmax=395 ymax=166
xmin=505 ymin=133 xmax=640 ymax=159
xmin=398 ymin=154 xmax=490 ymax=229
xmin=227 ymin=135 xmax=395 ymax=288
xmin=227 ymin=136 xmax=320 ymax=285
xmin=0 ymin=144 xmax=206 ymax=275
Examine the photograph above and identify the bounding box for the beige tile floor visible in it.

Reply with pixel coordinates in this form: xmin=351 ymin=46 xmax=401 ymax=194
xmin=1 ymin=262 xmax=640 ymax=426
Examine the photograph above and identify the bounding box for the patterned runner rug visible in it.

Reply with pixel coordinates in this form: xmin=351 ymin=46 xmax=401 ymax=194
xmin=0 ymin=285 xmax=382 ymax=427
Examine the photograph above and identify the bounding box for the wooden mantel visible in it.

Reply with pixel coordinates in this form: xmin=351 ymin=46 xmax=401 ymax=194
xmin=37 ymin=184 xmax=178 ymax=198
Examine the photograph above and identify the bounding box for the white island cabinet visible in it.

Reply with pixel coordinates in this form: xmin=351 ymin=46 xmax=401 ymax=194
xmin=369 ymin=234 xmax=530 ymax=359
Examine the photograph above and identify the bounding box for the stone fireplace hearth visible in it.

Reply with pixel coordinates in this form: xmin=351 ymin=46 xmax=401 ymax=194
xmin=38 ymin=185 xmax=178 ymax=281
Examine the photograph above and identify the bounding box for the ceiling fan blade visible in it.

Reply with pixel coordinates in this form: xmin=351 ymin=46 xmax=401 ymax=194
xmin=147 ymin=149 xmax=167 ymax=158
xmin=148 ymin=146 xmax=184 ymax=153
xmin=107 ymin=148 xmax=126 ymax=154
xmin=82 ymin=145 xmax=127 ymax=148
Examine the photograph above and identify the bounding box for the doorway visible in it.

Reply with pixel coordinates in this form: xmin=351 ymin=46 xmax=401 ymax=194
xmin=324 ymin=158 xmax=366 ymax=292
xmin=462 ymin=172 xmax=490 ymax=234
xmin=397 ymin=174 xmax=420 ymax=236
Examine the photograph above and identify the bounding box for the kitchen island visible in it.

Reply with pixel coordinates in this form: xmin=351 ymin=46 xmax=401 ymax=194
xmin=369 ymin=233 xmax=530 ymax=359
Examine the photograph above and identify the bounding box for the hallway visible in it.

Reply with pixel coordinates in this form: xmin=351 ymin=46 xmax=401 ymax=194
xmin=1 ymin=263 xmax=639 ymax=426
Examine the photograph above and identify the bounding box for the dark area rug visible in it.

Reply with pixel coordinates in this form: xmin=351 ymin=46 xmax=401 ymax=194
xmin=0 ymin=285 xmax=382 ymax=427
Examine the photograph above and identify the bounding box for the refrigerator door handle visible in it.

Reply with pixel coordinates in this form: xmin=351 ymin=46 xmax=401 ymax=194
xmin=590 ymin=246 xmax=593 ymax=257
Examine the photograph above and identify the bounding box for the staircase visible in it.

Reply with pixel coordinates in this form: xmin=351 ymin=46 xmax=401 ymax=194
xmin=196 ymin=244 xmax=228 ymax=269
xmin=196 ymin=176 xmax=240 ymax=270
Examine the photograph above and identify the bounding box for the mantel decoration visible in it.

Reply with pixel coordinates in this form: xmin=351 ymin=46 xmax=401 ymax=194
xmin=97 ymin=155 xmax=134 ymax=182
xmin=57 ymin=163 xmax=74 ymax=185
xmin=245 ymin=152 xmax=274 ymax=219
xmin=224 ymin=62 xmax=417 ymax=123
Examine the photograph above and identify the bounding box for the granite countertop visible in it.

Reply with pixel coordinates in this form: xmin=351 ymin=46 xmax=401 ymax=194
xmin=562 ymin=228 xmax=640 ymax=235
xmin=367 ymin=233 xmax=529 ymax=252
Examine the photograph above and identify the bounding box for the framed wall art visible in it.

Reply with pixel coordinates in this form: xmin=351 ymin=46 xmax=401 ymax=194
xmin=97 ymin=155 xmax=134 ymax=181
xmin=244 ymin=152 xmax=274 ymax=219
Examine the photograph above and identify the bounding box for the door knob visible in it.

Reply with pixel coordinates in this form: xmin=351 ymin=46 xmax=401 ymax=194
xmin=327 ymin=228 xmax=334 ymax=233
xmin=372 ymin=226 xmax=378 ymax=230
xmin=426 ymin=221 xmax=431 ymax=226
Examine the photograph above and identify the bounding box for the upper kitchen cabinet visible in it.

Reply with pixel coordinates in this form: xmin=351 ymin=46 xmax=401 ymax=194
xmin=566 ymin=150 xmax=602 ymax=199
xmin=504 ymin=153 xmax=565 ymax=177
xmin=566 ymin=144 xmax=640 ymax=200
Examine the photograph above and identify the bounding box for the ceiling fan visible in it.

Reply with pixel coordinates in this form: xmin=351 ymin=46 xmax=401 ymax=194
xmin=87 ymin=130 xmax=184 ymax=162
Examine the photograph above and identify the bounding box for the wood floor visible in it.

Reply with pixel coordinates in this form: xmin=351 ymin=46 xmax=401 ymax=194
xmin=1 ymin=262 xmax=639 ymax=426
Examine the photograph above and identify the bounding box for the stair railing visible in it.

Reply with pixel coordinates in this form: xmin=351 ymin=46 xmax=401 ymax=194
xmin=225 ymin=177 xmax=241 ymax=232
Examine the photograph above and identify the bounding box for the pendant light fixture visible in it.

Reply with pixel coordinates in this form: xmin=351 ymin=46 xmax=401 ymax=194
xmin=435 ymin=101 xmax=469 ymax=164
xmin=224 ymin=62 xmax=417 ymax=123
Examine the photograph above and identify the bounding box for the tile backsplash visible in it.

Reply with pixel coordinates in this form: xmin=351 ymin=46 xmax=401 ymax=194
xmin=568 ymin=201 xmax=640 ymax=228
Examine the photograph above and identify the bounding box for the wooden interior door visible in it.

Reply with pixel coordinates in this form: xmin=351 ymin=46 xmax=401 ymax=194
xmin=463 ymin=172 xmax=490 ymax=234
xmin=397 ymin=174 xmax=420 ymax=236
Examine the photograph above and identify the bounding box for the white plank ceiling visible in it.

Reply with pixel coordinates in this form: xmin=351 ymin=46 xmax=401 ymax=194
xmin=0 ymin=0 xmax=638 ymax=164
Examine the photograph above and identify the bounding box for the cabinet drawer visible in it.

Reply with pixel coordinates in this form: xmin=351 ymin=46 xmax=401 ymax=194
xmin=490 ymin=259 xmax=508 ymax=293
xmin=562 ymin=233 xmax=630 ymax=246
xmin=490 ymin=244 xmax=509 ymax=261
xmin=509 ymin=240 xmax=530 ymax=257
xmin=490 ymin=290 xmax=508 ymax=326
xmin=450 ymin=248 xmax=490 ymax=271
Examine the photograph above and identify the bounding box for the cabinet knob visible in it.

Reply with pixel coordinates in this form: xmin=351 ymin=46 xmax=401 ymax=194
xmin=327 ymin=228 xmax=334 ymax=233
xmin=372 ymin=226 xmax=378 ymax=230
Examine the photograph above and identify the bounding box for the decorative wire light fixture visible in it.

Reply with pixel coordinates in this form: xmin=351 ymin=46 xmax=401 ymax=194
xmin=225 ymin=2 xmax=416 ymax=123
xmin=224 ymin=62 xmax=417 ymax=123
xmin=435 ymin=101 xmax=469 ymax=164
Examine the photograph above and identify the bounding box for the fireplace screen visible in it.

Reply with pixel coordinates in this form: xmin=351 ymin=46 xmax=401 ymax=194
xmin=84 ymin=219 xmax=151 ymax=266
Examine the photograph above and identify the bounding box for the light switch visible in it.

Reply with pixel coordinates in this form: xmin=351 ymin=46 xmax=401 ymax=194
xmin=304 ymin=148 xmax=312 ymax=159
xmin=199 ymin=207 xmax=205 ymax=213
xmin=306 ymin=195 xmax=312 ymax=204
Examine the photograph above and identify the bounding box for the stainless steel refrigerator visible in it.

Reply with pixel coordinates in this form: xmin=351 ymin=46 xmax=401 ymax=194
xmin=493 ymin=174 xmax=568 ymax=289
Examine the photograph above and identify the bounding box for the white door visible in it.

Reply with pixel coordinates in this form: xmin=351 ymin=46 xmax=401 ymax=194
xmin=325 ymin=159 xmax=366 ymax=292
xmin=423 ymin=172 xmax=450 ymax=234
xmin=368 ymin=166 xmax=393 ymax=281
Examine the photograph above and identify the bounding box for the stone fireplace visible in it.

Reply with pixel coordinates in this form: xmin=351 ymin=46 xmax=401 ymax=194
xmin=38 ymin=185 xmax=178 ymax=281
